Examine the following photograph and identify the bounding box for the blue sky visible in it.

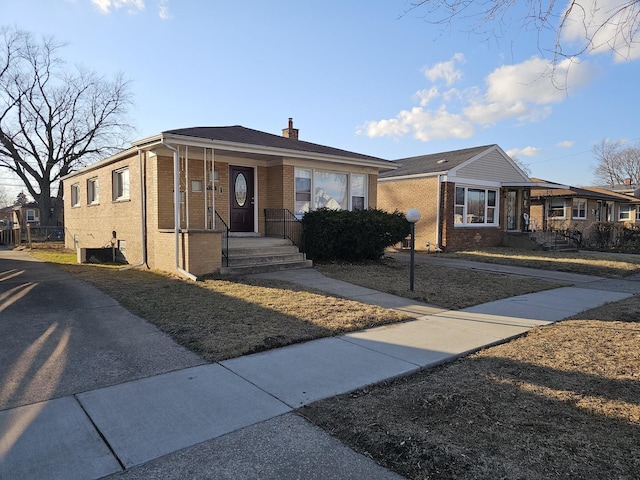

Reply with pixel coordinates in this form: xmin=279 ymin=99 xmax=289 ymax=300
xmin=2 ymin=0 xmax=640 ymax=199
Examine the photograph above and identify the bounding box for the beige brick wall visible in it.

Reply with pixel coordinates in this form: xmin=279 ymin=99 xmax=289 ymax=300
xmin=377 ymin=176 xmax=440 ymax=250
xmin=64 ymin=153 xmax=144 ymax=265
xmin=153 ymin=230 xmax=222 ymax=277
xmin=368 ymin=174 xmax=377 ymax=209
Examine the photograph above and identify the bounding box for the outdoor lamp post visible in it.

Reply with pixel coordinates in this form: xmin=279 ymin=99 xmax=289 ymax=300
xmin=406 ymin=208 xmax=421 ymax=292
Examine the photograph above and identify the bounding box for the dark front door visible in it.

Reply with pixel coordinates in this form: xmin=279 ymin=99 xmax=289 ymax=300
xmin=230 ymin=166 xmax=254 ymax=232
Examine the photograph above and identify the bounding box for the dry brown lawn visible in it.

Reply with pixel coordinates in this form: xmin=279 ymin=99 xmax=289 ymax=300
xmin=442 ymin=247 xmax=640 ymax=277
xmin=316 ymin=258 xmax=563 ymax=309
xmin=25 ymin=244 xmax=640 ymax=478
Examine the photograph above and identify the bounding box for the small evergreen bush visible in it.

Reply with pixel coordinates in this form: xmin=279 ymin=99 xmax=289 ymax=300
xmin=301 ymin=208 xmax=410 ymax=261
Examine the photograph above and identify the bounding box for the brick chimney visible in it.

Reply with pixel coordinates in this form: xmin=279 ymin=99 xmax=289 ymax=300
xmin=282 ymin=117 xmax=299 ymax=140
xmin=624 ymin=178 xmax=632 ymax=186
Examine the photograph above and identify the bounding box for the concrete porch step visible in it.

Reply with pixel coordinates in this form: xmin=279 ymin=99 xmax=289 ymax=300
xmin=227 ymin=245 xmax=301 ymax=256
xmin=219 ymin=259 xmax=313 ymax=275
xmin=226 ymin=252 xmax=308 ymax=267
xmin=220 ymin=235 xmax=312 ymax=275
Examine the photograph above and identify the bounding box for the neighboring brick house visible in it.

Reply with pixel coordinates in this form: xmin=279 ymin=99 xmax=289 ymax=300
xmin=530 ymin=179 xmax=640 ymax=232
xmin=377 ymin=145 xmax=537 ymax=251
xmin=62 ymin=119 xmax=395 ymax=277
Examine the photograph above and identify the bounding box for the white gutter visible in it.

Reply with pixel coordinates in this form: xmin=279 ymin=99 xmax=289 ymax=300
xmin=120 ymin=149 xmax=148 ymax=271
xmin=162 ymin=140 xmax=198 ymax=281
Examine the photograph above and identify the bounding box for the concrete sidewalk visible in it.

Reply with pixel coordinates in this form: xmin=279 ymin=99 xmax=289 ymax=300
xmin=1 ymin=249 xmax=637 ymax=479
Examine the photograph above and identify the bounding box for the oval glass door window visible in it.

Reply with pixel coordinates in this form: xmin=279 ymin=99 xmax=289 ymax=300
xmin=235 ymin=173 xmax=247 ymax=206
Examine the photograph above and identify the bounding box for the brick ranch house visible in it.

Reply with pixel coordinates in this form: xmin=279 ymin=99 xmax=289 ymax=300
xmin=378 ymin=145 xmax=545 ymax=251
xmin=530 ymin=179 xmax=640 ymax=233
xmin=62 ymin=119 xmax=396 ymax=278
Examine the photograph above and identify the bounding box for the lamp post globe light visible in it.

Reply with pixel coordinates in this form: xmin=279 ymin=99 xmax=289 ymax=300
xmin=406 ymin=209 xmax=421 ymax=291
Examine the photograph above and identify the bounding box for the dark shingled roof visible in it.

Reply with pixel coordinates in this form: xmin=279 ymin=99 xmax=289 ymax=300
xmin=163 ymin=126 xmax=389 ymax=163
xmin=380 ymin=145 xmax=496 ymax=178
xmin=530 ymin=179 xmax=638 ymax=202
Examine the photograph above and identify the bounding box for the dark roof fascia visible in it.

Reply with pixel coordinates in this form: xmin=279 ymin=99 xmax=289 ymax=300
xmin=531 ymin=187 xmax=634 ymax=202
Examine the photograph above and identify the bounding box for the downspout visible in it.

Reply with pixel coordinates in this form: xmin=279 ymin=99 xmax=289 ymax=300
xmin=163 ymin=140 xmax=198 ymax=281
xmin=435 ymin=174 xmax=442 ymax=249
xmin=120 ymin=149 xmax=148 ymax=271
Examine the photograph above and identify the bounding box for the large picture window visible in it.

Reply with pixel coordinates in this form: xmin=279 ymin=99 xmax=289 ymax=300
xmin=454 ymin=186 xmax=498 ymax=226
xmin=112 ymin=167 xmax=130 ymax=201
xmin=351 ymin=174 xmax=366 ymax=210
xmin=294 ymin=168 xmax=367 ymax=216
xmin=295 ymin=169 xmax=312 ymax=214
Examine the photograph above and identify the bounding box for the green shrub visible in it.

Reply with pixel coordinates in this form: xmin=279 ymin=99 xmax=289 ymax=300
xmin=301 ymin=208 xmax=410 ymax=261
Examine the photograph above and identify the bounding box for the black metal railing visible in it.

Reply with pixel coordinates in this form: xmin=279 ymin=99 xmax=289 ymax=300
xmin=215 ymin=211 xmax=229 ymax=267
xmin=264 ymin=208 xmax=305 ymax=252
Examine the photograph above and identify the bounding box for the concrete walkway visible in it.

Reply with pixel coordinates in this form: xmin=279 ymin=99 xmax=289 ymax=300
xmin=1 ymin=249 xmax=638 ymax=479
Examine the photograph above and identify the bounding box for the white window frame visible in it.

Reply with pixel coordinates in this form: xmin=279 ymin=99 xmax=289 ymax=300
xmin=294 ymin=168 xmax=367 ymax=216
xmin=71 ymin=183 xmax=80 ymax=207
xmin=26 ymin=209 xmax=38 ymax=222
xmin=572 ymin=198 xmax=586 ymax=219
xmin=636 ymin=207 xmax=640 ymax=221
xmin=350 ymin=173 xmax=367 ymax=210
xmin=547 ymin=198 xmax=566 ymax=219
xmin=191 ymin=179 xmax=203 ymax=192
xmin=87 ymin=177 xmax=99 ymax=205
xmin=112 ymin=167 xmax=130 ymax=201
xmin=619 ymin=205 xmax=632 ymax=221
xmin=454 ymin=185 xmax=499 ymax=227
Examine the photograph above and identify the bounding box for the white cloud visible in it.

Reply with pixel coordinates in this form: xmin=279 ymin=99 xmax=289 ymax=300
xmin=359 ymin=55 xmax=593 ymax=142
xmin=464 ymin=56 xmax=592 ymax=126
xmin=158 ymin=0 xmax=170 ymax=19
xmin=557 ymin=140 xmax=575 ymax=147
xmin=92 ymin=0 xmax=145 ymax=14
xmin=414 ymin=87 xmax=439 ymax=107
xmin=562 ymin=0 xmax=640 ymax=61
xmin=358 ymin=118 xmax=409 ymax=139
xmin=423 ymin=53 xmax=465 ymax=86
xmin=359 ymin=106 xmax=474 ymax=142
xmin=91 ymin=0 xmax=169 ymax=18
xmin=507 ymin=146 xmax=540 ymax=158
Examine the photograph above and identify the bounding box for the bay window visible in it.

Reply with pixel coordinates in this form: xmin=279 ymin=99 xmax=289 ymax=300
xmin=454 ymin=186 xmax=498 ymax=226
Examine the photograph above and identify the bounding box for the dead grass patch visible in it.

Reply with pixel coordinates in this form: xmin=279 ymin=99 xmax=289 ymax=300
xmin=316 ymin=258 xmax=563 ymax=309
xmin=300 ymin=296 xmax=640 ymax=479
xmin=26 ymin=248 xmax=410 ymax=361
xmin=443 ymin=247 xmax=640 ymax=278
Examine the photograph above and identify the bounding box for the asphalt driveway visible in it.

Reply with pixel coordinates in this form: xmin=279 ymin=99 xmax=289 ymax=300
xmin=0 ymin=247 xmax=204 ymax=411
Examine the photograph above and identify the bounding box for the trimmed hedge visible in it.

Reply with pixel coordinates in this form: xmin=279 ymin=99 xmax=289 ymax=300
xmin=301 ymin=208 xmax=410 ymax=261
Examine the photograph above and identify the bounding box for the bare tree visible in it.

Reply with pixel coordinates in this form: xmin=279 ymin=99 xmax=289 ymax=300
xmin=406 ymin=1 xmax=640 ymax=62
xmin=0 ymin=27 xmax=133 ymax=226
xmin=593 ymin=139 xmax=640 ymax=185
xmin=0 ymin=186 xmax=9 ymax=207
